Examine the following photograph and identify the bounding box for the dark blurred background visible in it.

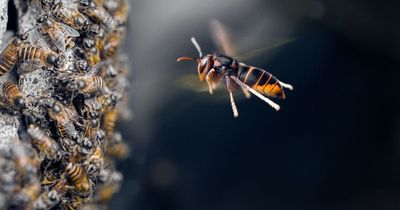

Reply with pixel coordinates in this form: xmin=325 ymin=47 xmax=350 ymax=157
xmin=12 ymin=0 xmax=400 ymax=209
xmin=113 ymin=0 xmax=400 ymax=210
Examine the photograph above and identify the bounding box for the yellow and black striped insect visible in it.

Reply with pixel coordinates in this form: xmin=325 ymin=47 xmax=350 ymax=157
xmin=102 ymin=108 xmax=118 ymax=137
xmin=177 ymin=21 xmax=293 ymax=117
xmin=17 ymin=45 xmax=60 ymax=67
xmin=75 ymin=72 xmax=104 ymax=95
xmin=0 ymin=37 xmax=20 ymax=77
xmin=81 ymin=93 xmax=117 ymax=119
xmin=84 ymin=142 xmax=104 ymax=177
xmin=64 ymin=194 xmax=85 ymax=210
xmin=78 ymin=0 xmax=116 ymax=30
xmin=65 ymin=162 xmax=92 ymax=197
xmin=2 ymin=81 xmax=25 ymax=109
xmin=35 ymin=13 xmax=80 ymax=52
xmin=47 ymin=101 xmax=79 ymax=140
xmin=69 ymin=62 xmax=106 ymax=94
xmin=51 ymin=2 xmax=90 ymax=31
xmin=83 ymin=118 xmax=103 ymax=141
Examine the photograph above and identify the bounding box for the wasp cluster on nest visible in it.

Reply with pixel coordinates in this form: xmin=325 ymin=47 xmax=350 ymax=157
xmin=0 ymin=0 xmax=130 ymax=209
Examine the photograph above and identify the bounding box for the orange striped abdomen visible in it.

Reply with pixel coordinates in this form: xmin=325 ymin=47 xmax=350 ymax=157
xmin=52 ymin=3 xmax=76 ymax=28
xmin=103 ymin=108 xmax=118 ymax=136
xmin=18 ymin=46 xmax=59 ymax=67
xmin=66 ymin=163 xmax=91 ymax=196
xmin=238 ymin=65 xmax=285 ymax=99
xmin=0 ymin=40 xmax=18 ymax=76
xmin=2 ymin=81 xmax=23 ymax=105
xmin=52 ymin=3 xmax=88 ymax=30
xmin=80 ymin=75 xmax=103 ymax=93
xmin=18 ymin=47 xmax=46 ymax=64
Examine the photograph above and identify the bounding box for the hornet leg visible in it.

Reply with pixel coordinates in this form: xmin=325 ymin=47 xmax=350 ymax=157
xmin=278 ymin=81 xmax=294 ymax=90
xmin=225 ymin=75 xmax=239 ymax=117
xmin=241 ymin=86 xmax=251 ymax=98
xmin=230 ymin=75 xmax=280 ymax=111
xmin=205 ymin=69 xmax=217 ymax=94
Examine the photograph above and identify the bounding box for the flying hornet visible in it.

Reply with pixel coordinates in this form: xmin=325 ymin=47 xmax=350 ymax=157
xmin=177 ymin=20 xmax=294 ymax=117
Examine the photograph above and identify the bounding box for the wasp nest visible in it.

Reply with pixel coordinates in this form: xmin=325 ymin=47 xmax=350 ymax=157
xmin=0 ymin=0 xmax=130 ymax=209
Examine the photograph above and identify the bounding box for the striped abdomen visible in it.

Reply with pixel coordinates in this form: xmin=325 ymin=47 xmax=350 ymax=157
xmin=48 ymin=105 xmax=71 ymax=138
xmin=55 ymin=122 xmax=67 ymax=138
xmin=52 ymin=3 xmax=87 ymax=30
xmin=103 ymin=108 xmax=117 ymax=136
xmin=52 ymin=4 xmax=73 ymax=27
xmin=18 ymin=47 xmax=45 ymax=63
xmin=66 ymin=163 xmax=91 ymax=196
xmin=80 ymin=75 xmax=104 ymax=93
xmin=80 ymin=6 xmax=115 ymax=29
xmin=2 ymin=81 xmax=24 ymax=106
xmin=0 ymin=40 xmax=18 ymax=77
xmin=238 ymin=64 xmax=286 ymax=99
xmin=64 ymin=195 xmax=83 ymax=210
xmin=52 ymin=3 xmax=69 ymax=22
xmin=18 ymin=46 xmax=56 ymax=66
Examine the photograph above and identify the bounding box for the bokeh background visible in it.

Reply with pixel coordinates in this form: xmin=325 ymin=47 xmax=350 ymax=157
xmin=117 ymin=0 xmax=400 ymax=210
xmin=11 ymin=0 xmax=400 ymax=209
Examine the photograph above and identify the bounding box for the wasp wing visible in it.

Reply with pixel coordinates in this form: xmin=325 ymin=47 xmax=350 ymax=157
xmin=28 ymin=29 xmax=52 ymax=50
xmin=176 ymin=74 xmax=250 ymax=105
xmin=47 ymin=21 xmax=79 ymax=52
xmin=47 ymin=29 xmax=67 ymax=52
xmin=210 ymin=20 xmax=296 ymax=61
xmin=57 ymin=2 xmax=78 ymax=22
xmin=235 ymin=38 xmax=296 ymax=61
xmin=176 ymin=74 xmax=209 ymax=93
xmin=209 ymin=19 xmax=237 ymax=56
xmin=58 ymin=21 xmax=80 ymax=38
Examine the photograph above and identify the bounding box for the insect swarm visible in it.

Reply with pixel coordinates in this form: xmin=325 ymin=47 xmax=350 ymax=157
xmin=177 ymin=21 xmax=294 ymax=117
xmin=0 ymin=0 xmax=130 ymax=209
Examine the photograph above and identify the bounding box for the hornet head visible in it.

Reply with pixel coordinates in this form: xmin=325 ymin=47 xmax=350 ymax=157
xmin=177 ymin=37 xmax=212 ymax=81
